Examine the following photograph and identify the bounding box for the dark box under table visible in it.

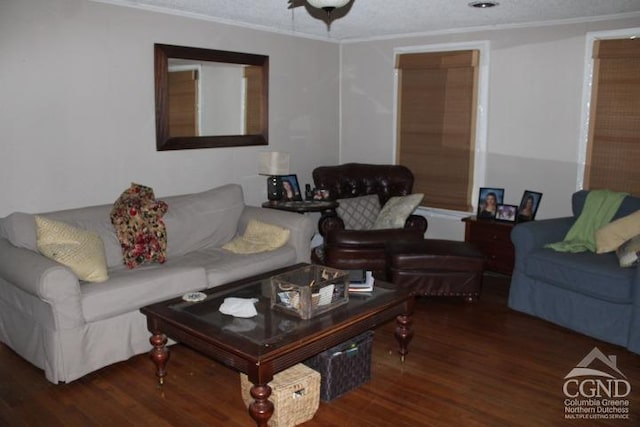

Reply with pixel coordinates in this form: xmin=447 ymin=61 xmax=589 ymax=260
xmin=304 ymin=330 xmax=374 ymax=401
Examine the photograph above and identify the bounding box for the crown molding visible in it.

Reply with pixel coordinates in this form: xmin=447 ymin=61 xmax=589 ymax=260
xmin=90 ymin=0 xmax=341 ymax=43
xmin=340 ymin=11 xmax=640 ymax=43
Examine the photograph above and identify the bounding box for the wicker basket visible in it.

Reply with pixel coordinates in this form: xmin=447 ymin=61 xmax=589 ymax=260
xmin=304 ymin=330 xmax=374 ymax=401
xmin=240 ymin=363 xmax=320 ymax=427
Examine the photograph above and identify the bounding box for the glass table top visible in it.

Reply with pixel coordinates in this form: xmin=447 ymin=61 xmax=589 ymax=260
xmin=168 ymin=275 xmax=398 ymax=350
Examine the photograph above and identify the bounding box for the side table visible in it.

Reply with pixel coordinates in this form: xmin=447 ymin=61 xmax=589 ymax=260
xmin=462 ymin=216 xmax=515 ymax=275
xmin=261 ymin=200 xmax=338 ymax=214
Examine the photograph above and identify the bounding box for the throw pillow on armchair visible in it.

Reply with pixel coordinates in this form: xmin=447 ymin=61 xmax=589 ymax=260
xmin=372 ymin=194 xmax=424 ymax=229
xmin=335 ymin=195 xmax=381 ymax=230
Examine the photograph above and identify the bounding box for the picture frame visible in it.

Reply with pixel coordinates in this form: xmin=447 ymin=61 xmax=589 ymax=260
xmin=517 ymin=190 xmax=542 ymax=222
xmin=279 ymin=174 xmax=303 ymax=201
xmin=496 ymin=204 xmax=518 ymax=223
xmin=477 ymin=187 xmax=505 ymax=219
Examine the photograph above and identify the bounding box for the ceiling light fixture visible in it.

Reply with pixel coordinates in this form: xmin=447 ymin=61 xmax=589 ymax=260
xmin=468 ymin=1 xmax=499 ymax=8
xmin=307 ymin=0 xmax=350 ymax=22
xmin=307 ymin=0 xmax=350 ymax=14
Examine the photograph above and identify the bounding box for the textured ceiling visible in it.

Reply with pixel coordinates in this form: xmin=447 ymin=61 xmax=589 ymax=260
xmin=99 ymin=0 xmax=640 ymax=41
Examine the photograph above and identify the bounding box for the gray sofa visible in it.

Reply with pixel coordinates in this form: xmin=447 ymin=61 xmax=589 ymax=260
xmin=508 ymin=190 xmax=640 ymax=354
xmin=0 ymin=184 xmax=315 ymax=383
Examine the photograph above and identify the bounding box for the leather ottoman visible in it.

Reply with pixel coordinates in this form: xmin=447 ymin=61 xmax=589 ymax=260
xmin=386 ymin=239 xmax=486 ymax=302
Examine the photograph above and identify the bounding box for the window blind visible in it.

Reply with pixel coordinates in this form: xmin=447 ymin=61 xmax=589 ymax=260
xmin=244 ymin=65 xmax=264 ymax=135
xmin=168 ymin=69 xmax=199 ymax=137
xmin=396 ymin=50 xmax=479 ymax=211
xmin=585 ymin=39 xmax=640 ymax=195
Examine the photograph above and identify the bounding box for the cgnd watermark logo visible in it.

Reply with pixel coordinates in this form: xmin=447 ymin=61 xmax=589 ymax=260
xmin=563 ymin=347 xmax=631 ymax=420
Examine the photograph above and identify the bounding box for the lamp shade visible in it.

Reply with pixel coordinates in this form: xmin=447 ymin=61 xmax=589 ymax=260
xmin=259 ymin=152 xmax=290 ymax=176
xmin=307 ymin=0 xmax=350 ymax=9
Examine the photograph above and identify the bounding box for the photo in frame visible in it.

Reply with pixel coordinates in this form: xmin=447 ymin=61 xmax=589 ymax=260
xmin=496 ymin=204 xmax=518 ymax=223
xmin=477 ymin=187 xmax=505 ymax=219
xmin=279 ymin=174 xmax=303 ymax=201
xmin=517 ymin=190 xmax=542 ymax=222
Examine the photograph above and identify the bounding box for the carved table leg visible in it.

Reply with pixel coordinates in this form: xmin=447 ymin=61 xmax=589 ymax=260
xmin=395 ymin=299 xmax=414 ymax=362
xmin=249 ymin=383 xmax=274 ymax=427
xmin=149 ymin=333 xmax=170 ymax=385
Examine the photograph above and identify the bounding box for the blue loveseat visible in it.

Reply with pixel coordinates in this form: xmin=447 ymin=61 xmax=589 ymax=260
xmin=508 ymin=190 xmax=640 ymax=354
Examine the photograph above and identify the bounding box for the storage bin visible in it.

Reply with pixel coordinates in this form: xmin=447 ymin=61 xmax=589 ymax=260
xmin=270 ymin=264 xmax=349 ymax=319
xmin=304 ymin=330 xmax=374 ymax=401
xmin=240 ymin=363 xmax=320 ymax=427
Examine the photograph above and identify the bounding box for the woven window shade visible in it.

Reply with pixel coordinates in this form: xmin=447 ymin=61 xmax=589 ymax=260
xmin=396 ymin=50 xmax=478 ymax=211
xmin=585 ymin=39 xmax=640 ymax=195
xmin=244 ymin=65 xmax=264 ymax=135
xmin=168 ymin=69 xmax=199 ymax=137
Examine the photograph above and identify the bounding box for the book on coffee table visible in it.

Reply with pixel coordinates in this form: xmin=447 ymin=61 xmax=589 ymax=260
xmin=349 ymin=271 xmax=374 ymax=293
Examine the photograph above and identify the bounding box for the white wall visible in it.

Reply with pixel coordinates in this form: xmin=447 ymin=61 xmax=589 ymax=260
xmin=340 ymin=17 xmax=640 ymax=240
xmin=3 ymin=1 xmax=637 ymax=242
xmin=0 ymin=0 xmax=341 ymax=216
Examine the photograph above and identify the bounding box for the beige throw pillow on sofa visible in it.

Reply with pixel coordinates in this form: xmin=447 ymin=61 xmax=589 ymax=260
xmin=35 ymin=216 xmax=109 ymax=282
xmin=595 ymin=210 xmax=640 ymax=254
xmin=223 ymin=219 xmax=290 ymax=254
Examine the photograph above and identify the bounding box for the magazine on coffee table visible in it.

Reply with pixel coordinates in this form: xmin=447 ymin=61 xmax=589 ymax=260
xmin=348 ymin=271 xmax=374 ymax=293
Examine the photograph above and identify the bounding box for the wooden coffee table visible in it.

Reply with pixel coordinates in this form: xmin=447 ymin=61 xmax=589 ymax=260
xmin=140 ymin=263 xmax=414 ymax=427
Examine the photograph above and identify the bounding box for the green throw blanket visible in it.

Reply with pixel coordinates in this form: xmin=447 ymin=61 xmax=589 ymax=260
xmin=546 ymin=190 xmax=628 ymax=253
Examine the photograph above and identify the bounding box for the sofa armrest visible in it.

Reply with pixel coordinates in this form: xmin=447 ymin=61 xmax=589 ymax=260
xmin=318 ymin=214 xmax=345 ymax=237
xmin=511 ymin=217 xmax=574 ymax=270
xmin=239 ymin=206 xmax=315 ymax=263
xmin=625 ymin=262 xmax=640 ymax=354
xmin=0 ymin=238 xmax=84 ymax=330
xmin=405 ymin=214 xmax=428 ymax=234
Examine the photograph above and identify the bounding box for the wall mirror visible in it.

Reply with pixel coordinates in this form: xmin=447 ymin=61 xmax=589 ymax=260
xmin=155 ymin=44 xmax=269 ymax=150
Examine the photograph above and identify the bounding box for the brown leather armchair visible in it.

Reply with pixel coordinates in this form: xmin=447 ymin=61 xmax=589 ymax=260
xmin=312 ymin=163 xmax=428 ymax=277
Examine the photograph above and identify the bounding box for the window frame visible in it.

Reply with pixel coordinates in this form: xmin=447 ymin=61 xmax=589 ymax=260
xmin=577 ymin=27 xmax=640 ymax=191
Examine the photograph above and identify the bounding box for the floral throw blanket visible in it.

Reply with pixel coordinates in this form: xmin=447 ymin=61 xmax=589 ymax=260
xmin=110 ymin=183 xmax=168 ymax=268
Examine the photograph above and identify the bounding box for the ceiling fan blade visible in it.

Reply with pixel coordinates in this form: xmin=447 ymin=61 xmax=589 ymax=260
xmin=287 ymin=0 xmax=305 ymax=9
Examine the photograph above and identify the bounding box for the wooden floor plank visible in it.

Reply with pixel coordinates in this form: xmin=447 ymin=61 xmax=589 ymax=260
xmin=1 ymin=274 xmax=638 ymax=426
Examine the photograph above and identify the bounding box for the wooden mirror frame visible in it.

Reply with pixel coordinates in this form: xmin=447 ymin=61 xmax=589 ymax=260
xmin=154 ymin=44 xmax=269 ymax=151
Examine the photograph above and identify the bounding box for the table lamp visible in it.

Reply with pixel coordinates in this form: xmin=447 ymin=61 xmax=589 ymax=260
xmin=259 ymin=151 xmax=290 ymax=201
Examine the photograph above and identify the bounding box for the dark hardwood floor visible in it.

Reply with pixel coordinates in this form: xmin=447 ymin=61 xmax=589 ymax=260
xmin=1 ymin=274 xmax=638 ymax=426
